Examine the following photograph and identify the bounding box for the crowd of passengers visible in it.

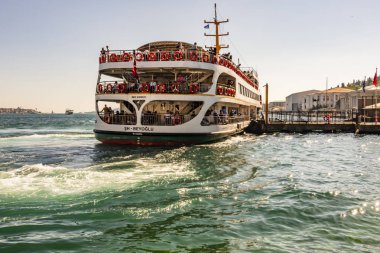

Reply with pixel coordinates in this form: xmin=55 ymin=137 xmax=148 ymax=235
xmin=100 ymin=45 xmax=255 ymax=82
xmin=202 ymin=108 xmax=242 ymax=125
xmin=99 ymin=103 xmax=244 ymax=126
xmin=99 ymin=81 xmax=210 ymax=94
xmin=100 ymin=104 xmax=136 ymax=124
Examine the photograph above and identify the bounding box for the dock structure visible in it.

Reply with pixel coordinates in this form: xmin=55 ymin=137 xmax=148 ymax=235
xmin=247 ymin=110 xmax=380 ymax=134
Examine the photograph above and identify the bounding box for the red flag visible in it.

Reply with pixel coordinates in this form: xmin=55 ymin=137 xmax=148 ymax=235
xmin=132 ymin=58 xmax=139 ymax=79
xmin=374 ymin=68 xmax=378 ymax=86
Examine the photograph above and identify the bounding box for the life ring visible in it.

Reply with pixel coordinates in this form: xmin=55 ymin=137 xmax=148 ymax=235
xmin=171 ymin=83 xmax=180 ymax=93
xmin=148 ymin=52 xmax=157 ymax=61
xmin=121 ymin=53 xmax=131 ymax=62
xmin=156 ymin=83 xmax=166 ymax=93
xmin=190 ymin=52 xmax=198 ymax=61
xmin=118 ymin=83 xmax=125 ymax=93
xmin=161 ymin=51 xmax=170 ymax=61
xmin=97 ymin=84 xmax=103 ymax=93
xmin=106 ymin=84 xmax=112 ymax=92
xmin=110 ymin=53 xmax=118 ymax=62
xmin=173 ymin=51 xmax=183 ymax=61
xmin=202 ymin=53 xmax=209 ymax=62
xmin=141 ymin=83 xmax=149 ymax=92
xmin=135 ymin=52 xmax=143 ymax=61
xmin=212 ymin=56 xmax=218 ymax=64
xmin=189 ymin=83 xmax=199 ymax=93
xmin=219 ymin=58 xmax=224 ymax=66
xmin=217 ymin=86 xmax=223 ymax=95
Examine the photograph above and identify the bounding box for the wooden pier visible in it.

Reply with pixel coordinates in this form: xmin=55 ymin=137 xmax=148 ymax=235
xmin=247 ymin=111 xmax=380 ymax=134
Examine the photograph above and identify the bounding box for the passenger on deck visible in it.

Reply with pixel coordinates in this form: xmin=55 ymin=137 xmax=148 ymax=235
xmin=113 ymin=81 xmax=118 ymax=93
xmin=150 ymin=80 xmax=157 ymax=92
xmin=101 ymin=47 xmax=106 ymax=57
xmin=106 ymin=45 xmax=110 ymax=61
xmin=164 ymin=110 xmax=171 ymax=125
xmin=191 ymin=42 xmax=197 ymax=51
xmin=144 ymin=49 xmax=149 ymax=60
xmin=173 ymin=111 xmax=181 ymax=125
xmin=213 ymin=110 xmax=219 ymax=124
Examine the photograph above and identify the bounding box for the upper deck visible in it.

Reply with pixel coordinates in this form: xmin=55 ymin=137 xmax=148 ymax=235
xmin=99 ymin=41 xmax=259 ymax=90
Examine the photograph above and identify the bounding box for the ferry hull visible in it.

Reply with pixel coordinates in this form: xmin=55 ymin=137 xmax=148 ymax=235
xmin=94 ymin=130 xmax=241 ymax=146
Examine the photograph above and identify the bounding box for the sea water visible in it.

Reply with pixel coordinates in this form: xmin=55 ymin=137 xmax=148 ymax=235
xmin=0 ymin=114 xmax=379 ymax=252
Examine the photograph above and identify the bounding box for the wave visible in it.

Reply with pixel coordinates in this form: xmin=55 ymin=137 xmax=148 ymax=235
xmin=0 ymin=159 xmax=195 ymax=198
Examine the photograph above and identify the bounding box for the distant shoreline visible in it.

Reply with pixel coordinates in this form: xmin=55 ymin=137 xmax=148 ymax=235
xmin=0 ymin=108 xmax=40 ymax=114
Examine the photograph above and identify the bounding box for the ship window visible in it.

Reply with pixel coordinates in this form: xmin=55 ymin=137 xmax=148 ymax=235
xmin=201 ymin=102 xmax=251 ymax=126
xmin=96 ymin=100 xmax=137 ymax=125
xmin=140 ymin=100 xmax=203 ymax=126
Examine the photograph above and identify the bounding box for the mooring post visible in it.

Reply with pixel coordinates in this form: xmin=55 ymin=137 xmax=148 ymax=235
xmin=264 ymin=83 xmax=269 ymax=125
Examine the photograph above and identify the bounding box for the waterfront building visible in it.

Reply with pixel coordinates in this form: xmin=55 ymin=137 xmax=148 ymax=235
xmin=303 ymin=87 xmax=352 ymax=111
xmin=285 ymin=90 xmax=319 ymax=111
xmin=269 ymin=101 xmax=285 ymax=111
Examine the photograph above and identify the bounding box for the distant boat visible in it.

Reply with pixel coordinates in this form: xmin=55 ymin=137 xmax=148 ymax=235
xmin=65 ymin=109 xmax=74 ymax=115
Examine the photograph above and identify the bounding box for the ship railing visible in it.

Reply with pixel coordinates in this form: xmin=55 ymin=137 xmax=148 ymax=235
xmin=98 ymin=112 xmax=137 ymax=125
xmin=98 ymin=49 xmax=259 ymax=90
xmin=201 ymin=115 xmax=250 ymax=126
xmin=99 ymin=49 xmax=216 ymax=63
xmin=96 ymin=81 xmax=212 ymax=94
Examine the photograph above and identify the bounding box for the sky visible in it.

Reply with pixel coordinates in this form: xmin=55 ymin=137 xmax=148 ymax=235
xmin=0 ymin=0 xmax=379 ymax=113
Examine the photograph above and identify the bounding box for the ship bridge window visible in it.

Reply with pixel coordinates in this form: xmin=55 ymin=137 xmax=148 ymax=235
xmin=96 ymin=100 xmax=136 ymax=125
xmin=141 ymin=100 xmax=203 ymax=126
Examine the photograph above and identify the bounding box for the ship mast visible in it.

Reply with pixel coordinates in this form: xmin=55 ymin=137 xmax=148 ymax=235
xmin=204 ymin=3 xmax=229 ymax=56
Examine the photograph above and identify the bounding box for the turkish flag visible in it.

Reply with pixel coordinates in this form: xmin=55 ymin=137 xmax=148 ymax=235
xmin=374 ymin=68 xmax=378 ymax=86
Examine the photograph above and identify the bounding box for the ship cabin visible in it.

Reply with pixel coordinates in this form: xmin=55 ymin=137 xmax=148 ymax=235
xmin=96 ymin=41 xmax=261 ymax=128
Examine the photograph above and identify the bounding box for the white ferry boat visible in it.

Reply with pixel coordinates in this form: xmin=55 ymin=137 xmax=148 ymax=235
xmin=94 ymin=5 xmax=261 ymax=145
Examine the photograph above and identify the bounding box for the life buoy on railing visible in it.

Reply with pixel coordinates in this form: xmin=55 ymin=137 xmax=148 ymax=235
xmin=106 ymin=84 xmax=113 ymax=92
xmin=202 ymin=53 xmax=209 ymax=62
xmin=148 ymin=52 xmax=157 ymax=61
xmin=161 ymin=51 xmax=170 ymax=61
xmin=135 ymin=52 xmax=143 ymax=61
xmin=97 ymin=84 xmax=103 ymax=93
xmin=122 ymin=53 xmax=131 ymax=62
xmin=173 ymin=51 xmax=183 ymax=61
xmin=219 ymin=58 xmax=224 ymax=66
xmin=190 ymin=52 xmax=198 ymax=61
xmin=118 ymin=83 xmax=125 ymax=93
xmin=225 ymin=88 xmax=230 ymax=96
xmin=171 ymin=83 xmax=180 ymax=93
xmin=110 ymin=53 xmax=118 ymax=62
xmin=156 ymin=83 xmax=166 ymax=93
xmin=212 ymin=56 xmax=218 ymax=64
xmin=141 ymin=83 xmax=149 ymax=92
xmin=101 ymin=55 xmax=106 ymax=63
xmin=217 ymin=86 xmax=223 ymax=95
xmin=189 ymin=83 xmax=199 ymax=94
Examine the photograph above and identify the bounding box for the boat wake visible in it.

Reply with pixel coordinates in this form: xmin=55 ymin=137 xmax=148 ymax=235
xmin=0 ymin=159 xmax=195 ymax=199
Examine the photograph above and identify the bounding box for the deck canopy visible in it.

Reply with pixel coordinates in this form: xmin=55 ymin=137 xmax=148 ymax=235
xmin=137 ymin=41 xmax=204 ymax=52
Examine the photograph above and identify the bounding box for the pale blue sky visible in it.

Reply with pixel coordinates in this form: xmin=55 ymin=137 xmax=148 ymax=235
xmin=0 ymin=0 xmax=379 ymax=112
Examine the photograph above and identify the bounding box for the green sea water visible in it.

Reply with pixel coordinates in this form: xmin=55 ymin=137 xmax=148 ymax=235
xmin=0 ymin=114 xmax=379 ymax=252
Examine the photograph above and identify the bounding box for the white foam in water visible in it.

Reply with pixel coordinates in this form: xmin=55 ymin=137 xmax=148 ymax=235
xmin=0 ymin=159 xmax=194 ymax=198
